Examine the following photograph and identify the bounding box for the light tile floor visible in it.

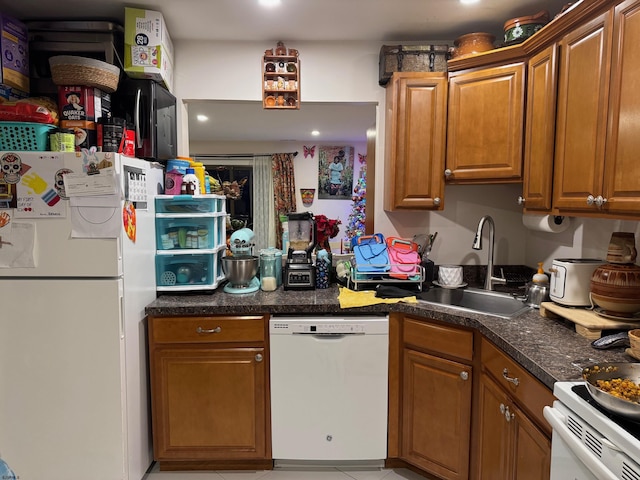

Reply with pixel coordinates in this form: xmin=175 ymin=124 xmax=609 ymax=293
xmin=144 ymin=463 xmax=428 ymax=480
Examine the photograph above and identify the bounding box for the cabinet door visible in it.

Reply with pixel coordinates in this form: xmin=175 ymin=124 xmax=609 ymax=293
xmin=447 ymin=63 xmax=525 ymax=183
xmin=512 ymin=403 xmax=551 ymax=480
xmin=522 ymin=45 xmax=558 ymax=212
xmin=603 ymin=0 xmax=640 ymax=214
xmin=475 ymin=374 xmax=511 ymax=479
xmin=476 ymin=374 xmax=550 ymax=480
xmin=151 ymin=347 xmax=267 ymax=460
xmin=402 ymin=348 xmax=472 ymax=480
xmin=553 ymin=10 xmax=613 ymax=211
xmin=384 ymin=72 xmax=447 ymax=211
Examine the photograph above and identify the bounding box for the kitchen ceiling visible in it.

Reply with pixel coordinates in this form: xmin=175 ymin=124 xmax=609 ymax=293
xmin=4 ymin=0 xmax=571 ymax=143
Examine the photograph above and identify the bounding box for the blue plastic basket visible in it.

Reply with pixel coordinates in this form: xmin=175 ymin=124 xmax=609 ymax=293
xmin=0 ymin=121 xmax=56 ymax=151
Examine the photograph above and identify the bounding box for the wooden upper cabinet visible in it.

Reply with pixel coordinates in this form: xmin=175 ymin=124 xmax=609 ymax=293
xmin=553 ymin=9 xmax=613 ymax=213
xmin=384 ymin=72 xmax=447 ymax=211
xmin=446 ymin=63 xmax=525 ymax=183
xmin=603 ymin=0 xmax=640 ymax=215
xmin=521 ymin=44 xmax=558 ymax=212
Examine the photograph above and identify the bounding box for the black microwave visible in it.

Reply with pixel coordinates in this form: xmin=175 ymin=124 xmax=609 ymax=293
xmin=111 ymin=78 xmax=177 ymax=161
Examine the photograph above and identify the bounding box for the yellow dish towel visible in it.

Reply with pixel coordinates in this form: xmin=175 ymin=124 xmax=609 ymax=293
xmin=338 ymin=287 xmax=417 ymax=308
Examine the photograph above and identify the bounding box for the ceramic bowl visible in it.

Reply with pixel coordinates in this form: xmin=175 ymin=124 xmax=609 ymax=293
xmin=590 ymin=263 xmax=640 ymax=315
xmin=629 ymin=329 xmax=640 ymax=357
xmin=451 ymin=32 xmax=495 ymax=59
xmin=503 ymin=10 xmax=550 ymax=45
xmin=265 ymin=96 xmax=276 ymax=107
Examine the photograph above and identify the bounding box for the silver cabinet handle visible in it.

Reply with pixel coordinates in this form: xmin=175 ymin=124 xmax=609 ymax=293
xmin=587 ymin=195 xmax=608 ymax=208
xmin=255 ymin=353 xmax=263 ymax=362
xmin=502 ymin=368 xmax=519 ymax=386
xmin=444 ymin=168 xmax=453 ymax=177
xmin=517 ymin=196 xmax=525 ymax=205
xmin=196 ymin=326 xmax=222 ymax=334
xmin=499 ymin=403 xmax=514 ymax=422
xmin=434 ymin=197 xmax=441 ymax=206
xmin=460 ymin=371 xmax=469 ymax=381
xmin=505 ymin=405 xmax=514 ymax=422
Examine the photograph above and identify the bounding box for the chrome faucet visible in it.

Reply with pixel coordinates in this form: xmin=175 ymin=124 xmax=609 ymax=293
xmin=472 ymin=215 xmax=506 ymax=291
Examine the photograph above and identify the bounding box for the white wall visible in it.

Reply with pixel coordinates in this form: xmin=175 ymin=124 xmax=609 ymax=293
xmin=175 ymin=39 xmax=640 ymax=269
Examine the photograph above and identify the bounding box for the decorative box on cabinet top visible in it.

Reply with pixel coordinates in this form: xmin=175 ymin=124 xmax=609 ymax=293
xmin=379 ymin=44 xmax=450 ymax=86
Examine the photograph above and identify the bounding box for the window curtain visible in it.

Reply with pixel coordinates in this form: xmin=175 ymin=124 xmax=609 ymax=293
xmin=272 ymin=152 xmax=297 ymax=249
xmin=252 ymin=154 xmax=275 ymax=253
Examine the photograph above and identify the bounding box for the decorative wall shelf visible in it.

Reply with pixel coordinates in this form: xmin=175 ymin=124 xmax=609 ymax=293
xmin=262 ymin=41 xmax=300 ymax=110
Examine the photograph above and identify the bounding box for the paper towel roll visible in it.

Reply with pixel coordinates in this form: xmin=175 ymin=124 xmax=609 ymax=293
xmin=522 ymin=214 xmax=570 ymax=233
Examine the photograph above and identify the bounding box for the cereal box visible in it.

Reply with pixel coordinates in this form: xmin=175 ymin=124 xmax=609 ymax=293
xmin=0 ymin=14 xmax=29 ymax=94
xmin=124 ymin=7 xmax=174 ymax=92
xmin=58 ymin=86 xmax=112 ymax=151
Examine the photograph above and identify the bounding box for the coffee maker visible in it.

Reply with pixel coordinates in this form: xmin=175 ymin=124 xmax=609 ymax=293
xmin=284 ymin=212 xmax=316 ymax=290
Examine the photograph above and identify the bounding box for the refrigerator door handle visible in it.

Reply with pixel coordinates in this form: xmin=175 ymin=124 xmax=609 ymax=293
xmin=119 ymin=281 xmax=125 ymax=339
xmin=134 ymin=88 xmax=142 ymax=148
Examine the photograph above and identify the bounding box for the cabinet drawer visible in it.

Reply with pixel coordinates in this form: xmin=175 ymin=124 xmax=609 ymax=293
xmin=403 ymin=317 xmax=473 ymax=361
xmin=151 ymin=316 xmax=265 ymax=344
xmin=481 ymin=337 xmax=554 ymax=431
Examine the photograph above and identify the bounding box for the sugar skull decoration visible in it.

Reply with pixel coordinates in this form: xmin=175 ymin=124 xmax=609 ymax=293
xmin=54 ymin=168 xmax=74 ymax=199
xmin=1 ymin=153 xmax=23 ymax=184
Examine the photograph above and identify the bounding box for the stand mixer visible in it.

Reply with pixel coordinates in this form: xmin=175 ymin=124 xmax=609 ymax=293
xmin=284 ymin=212 xmax=316 ymax=290
xmin=222 ymin=227 xmax=260 ymax=294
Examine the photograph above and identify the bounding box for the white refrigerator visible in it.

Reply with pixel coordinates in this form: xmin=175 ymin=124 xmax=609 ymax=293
xmin=0 ymin=151 xmax=164 ymax=480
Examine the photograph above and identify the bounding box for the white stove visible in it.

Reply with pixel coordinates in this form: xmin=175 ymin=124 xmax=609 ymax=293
xmin=544 ymin=381 xmax=640 ymax=480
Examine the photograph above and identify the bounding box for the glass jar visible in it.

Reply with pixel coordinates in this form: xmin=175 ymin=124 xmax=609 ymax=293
xmin=260 ymin=248 xmax=283 ymax=291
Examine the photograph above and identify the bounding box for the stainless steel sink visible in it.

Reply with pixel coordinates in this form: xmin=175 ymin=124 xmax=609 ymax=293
xmin=417 ymin=287 xmax=531 ymax=319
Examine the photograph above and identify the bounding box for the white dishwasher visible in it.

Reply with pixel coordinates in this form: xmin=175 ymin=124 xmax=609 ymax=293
xmin=269 ymin=315 xmax=389 ymax=462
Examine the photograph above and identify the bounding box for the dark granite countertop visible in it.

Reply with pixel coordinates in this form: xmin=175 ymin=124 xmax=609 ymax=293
xmin=146 ymin=285 xmax=633 ymax=390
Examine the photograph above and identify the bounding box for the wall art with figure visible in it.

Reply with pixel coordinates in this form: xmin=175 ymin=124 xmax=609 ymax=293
xmin=318 ymin=145 xmax=354 ymax=199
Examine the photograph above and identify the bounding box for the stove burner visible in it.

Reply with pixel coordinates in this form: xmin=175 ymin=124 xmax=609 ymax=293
xmin=572 ymin=384 xmax=640 ymax=441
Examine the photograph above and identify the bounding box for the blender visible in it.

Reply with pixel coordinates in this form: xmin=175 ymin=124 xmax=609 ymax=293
xmin=283 ymin=212 xmax=317 ymax=290
xmin=222 ymin=227 xmax=260 ymax=293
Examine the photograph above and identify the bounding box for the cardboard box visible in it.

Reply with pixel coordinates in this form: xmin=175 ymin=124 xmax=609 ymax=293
xmin=58 ymin=85 xmax=111 ymax=151
xmin=57 ymin=85 xmax=111 ymax=123
xmin=0 ymin=84 xmax=28 ymax=101
xmin=60 ymin=119 xmax=98 ymax=152
xmin=124 ymin=7 xmax=174 ymax=92
xmin=0 ymin=14 xmax=29 ymax=93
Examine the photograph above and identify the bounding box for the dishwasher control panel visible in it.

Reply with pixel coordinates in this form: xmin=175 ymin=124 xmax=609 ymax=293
xmin=270 ymin=315 xmax=389 ymax=335
xmin=290 ymin=323 xmax=365 ymax=334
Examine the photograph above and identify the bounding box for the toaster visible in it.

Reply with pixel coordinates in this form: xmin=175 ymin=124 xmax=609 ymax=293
xmin=549 ymin=258 xmax=605 ymax=307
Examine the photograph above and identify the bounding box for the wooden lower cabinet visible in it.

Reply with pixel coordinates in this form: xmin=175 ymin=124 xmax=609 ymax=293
xmin=402 ymin=349 xmax=473 ymax=480
xmin=396 ymin=316 xmax=474 ymax=480
xmin=475 ymin=338 xmax=552 ymax=480
xmin=391 ymin=316 xmax=552 ymax=480
xmin=475 ymin=374 xmax=550 ymax=480
xmin=148 ymin=315 xmax=271 ymax=470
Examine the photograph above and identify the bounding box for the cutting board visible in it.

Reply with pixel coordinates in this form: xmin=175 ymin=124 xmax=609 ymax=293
xmin=539 ymin=301 xmax=640 ymax=339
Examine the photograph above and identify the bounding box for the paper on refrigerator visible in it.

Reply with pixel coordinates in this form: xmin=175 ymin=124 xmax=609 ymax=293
xmin=9 ymin=153 xmax=67 ymax=218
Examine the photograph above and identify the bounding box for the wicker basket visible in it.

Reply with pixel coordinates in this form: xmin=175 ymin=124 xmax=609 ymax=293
xmin=49 ymin=55 xmax=120 ymax=93
xmin=0 ymin=122 xmax=56 ymax=151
